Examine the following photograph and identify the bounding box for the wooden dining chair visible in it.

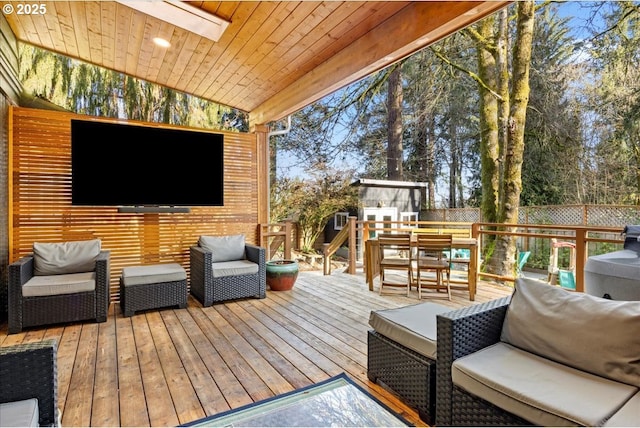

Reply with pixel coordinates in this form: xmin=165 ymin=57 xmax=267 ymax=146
xmin=413 ymin=233 xmax=452 ymax=300
xmin=377 ymin=233 xmax=412 ymax=297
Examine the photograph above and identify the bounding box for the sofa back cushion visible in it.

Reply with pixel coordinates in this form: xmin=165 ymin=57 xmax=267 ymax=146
xmin=501 ymin=278 xmax=640 ymax=388
xmin=199 ymin=234 xmax=246 ymax=262
xmin=33 ymin=239 xmax=101 ymax=276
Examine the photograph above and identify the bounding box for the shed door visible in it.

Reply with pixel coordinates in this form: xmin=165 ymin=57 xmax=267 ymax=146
xmin=363 ymin=207 xmax=398 ymax=238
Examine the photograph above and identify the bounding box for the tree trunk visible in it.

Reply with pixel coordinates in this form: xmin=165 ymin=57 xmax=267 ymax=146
xmin=387 ymin=64 xmax=403 ymax=180
xmin=494 ymin=1 xmax=535 ymax=276
xmin=477 ymin=14 xmax=501 ymax=230
xmin=427 ymin=112 xmax=437 ymax=208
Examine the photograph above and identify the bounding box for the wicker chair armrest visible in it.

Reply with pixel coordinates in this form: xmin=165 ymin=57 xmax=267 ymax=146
xmin=435 ymin=296 xmax=511 ymax=426
xmin=9 ymin=255 xmax=34 ymax=288
xmin=8 ymin=256 xmax=34 ymax=333
xmin=245 ymin=244 xmax=264 ymax=264
xmin=0 ymin=339 xmax=58 ymax=426
xmin=190 ymin=245 xmax=210 ymax=262
xmin=245 ymin=244 xmax=266 ymax=295
xmin=95 ymin=251 xmax=110 ymax=321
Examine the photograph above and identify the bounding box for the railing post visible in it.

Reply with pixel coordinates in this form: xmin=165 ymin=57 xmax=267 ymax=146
xmin=284 ymin=219 xmax=292 ymax=260
xmin=323 ymin=243 xmax=331 ymax=275
xmin=348 ymin=216 xmax=357 ymax=274
xmin=575 ymin=228 xmax=587 ymax=292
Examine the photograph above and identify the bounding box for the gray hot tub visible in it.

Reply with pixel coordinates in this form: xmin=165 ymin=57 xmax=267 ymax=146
xmin=584 ymin=249 xmax=640 ymax=300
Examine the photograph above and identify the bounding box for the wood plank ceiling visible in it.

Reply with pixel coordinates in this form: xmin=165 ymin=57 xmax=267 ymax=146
xmin=5 ymin=1 xmax=510 ymax=127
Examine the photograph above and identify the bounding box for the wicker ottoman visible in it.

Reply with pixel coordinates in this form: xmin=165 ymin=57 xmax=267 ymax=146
xmin=367 ymin=302 xmax=452 ymax=425
xmin=120 ymin=263 xmax=188 ymax=317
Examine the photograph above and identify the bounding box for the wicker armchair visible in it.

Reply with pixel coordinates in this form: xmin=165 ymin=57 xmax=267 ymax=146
xmin=190 ymin=235 xmax=266 ymax=306
xmin=435 ymin=296 xmax=524 ymax=426
xmin=8 ymin=250 xmax=110 ymax=334
xmin=0 ymin=340 xmax=58 ymax=427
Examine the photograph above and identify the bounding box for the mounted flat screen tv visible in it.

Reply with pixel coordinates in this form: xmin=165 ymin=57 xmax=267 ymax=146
xmin=71 ymin=119 xmax=224 ymax=208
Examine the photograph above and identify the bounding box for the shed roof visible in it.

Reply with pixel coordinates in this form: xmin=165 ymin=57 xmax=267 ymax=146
xmin=352 ymin=178 xmax=428 ymax=189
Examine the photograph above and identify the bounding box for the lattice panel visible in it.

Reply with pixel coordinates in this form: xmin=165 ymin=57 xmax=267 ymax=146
xmin=586 ymin=205 xmax=640 ymax=226
xmin=522 ymin=205 xmax=585 ymax=225
xmin=10 ymin=107 xmax=263 ymax=301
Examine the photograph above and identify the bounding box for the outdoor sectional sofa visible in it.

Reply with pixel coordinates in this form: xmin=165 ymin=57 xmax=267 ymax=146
xmin=436 ymin=278 xmax=640 ymax=426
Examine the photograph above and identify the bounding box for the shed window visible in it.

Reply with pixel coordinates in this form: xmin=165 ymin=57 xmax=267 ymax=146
xmin=334 ymin=212 xmax=349 ymax=230
xmin=401 ymin=212 xmax=419 ymax=227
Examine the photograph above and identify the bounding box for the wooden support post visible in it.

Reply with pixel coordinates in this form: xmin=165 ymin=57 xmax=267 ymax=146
xmin=574 ymin=228 xmax=587 ymax=293
xmin=348 ymin=216 xmax=357 ymax=274
xmin=284 ymin=219 xmax=292 ymax=260
xmin=323 ymin=243 xmax=331 ymax=275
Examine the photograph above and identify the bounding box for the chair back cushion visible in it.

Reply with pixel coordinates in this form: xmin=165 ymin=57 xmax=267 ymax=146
xmin=199 ymin=234 xmax=246 ymax=262
xmin=501 ymin=278 xmax=640 ymax=387
xmin=33 ymin=239 xmax=101 ymax=276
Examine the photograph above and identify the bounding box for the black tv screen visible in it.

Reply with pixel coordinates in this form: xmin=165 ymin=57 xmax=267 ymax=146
xmin=71 ymin=119 xmax=224 ymax=207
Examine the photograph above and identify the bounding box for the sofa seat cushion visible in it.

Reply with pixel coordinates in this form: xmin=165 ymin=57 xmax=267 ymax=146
xmin=0 ymin=398 xmax=39 ymax=427
xmin=212 ymin=260 xmax=259 ymax=278
xmin=452 ymin=342 xmax=639 ymax=427
xmin=33 ymin=239 xmax=101 ymax=276
xmin=121 ymin=263 xmax=186 ymax=287
xmin=502 ymin=278 xmax=640 ymax=387
xmin=368 ymin=302 xmax=451 ymax=359
xmin=604 ymin=390 xmax=640 ymax=427
xmin=22 ymin=272 xmax=95 ymax=297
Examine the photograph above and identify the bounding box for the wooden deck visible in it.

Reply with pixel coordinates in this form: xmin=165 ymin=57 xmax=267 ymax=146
xmin=0 ymin=269 xmax=513 ymax=427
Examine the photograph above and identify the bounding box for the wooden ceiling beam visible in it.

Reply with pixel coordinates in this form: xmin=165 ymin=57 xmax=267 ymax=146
xmin=249 ymin=1 xmax=510 ymax=128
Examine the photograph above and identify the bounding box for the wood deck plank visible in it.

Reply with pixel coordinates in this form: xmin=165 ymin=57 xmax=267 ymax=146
xmin=216 ymin=303 xmax=312 ymax=390
xmin=61 ymin=324 xmax=99 ymax=427
xmin=226 ymin=300 xmax=329 ymax=385
xmin=91 ymin=306 xmax=120 ymax=427
xmin=115 ymin=316 xmax=149 ymax=427
xmin=147 ymin=310 xmax=206 ymax=425
xmin=208 ymin=305 xmax=295 ymax=396
xmin=0 ymin=270 xmax=513 ymax=427
xmin=132 ymin=313 xmax=180 ymax=427
xmin=186 ymin=307 xmax=254 ymax=409
xmin=170 ymin=309 xmax=233 ymax=416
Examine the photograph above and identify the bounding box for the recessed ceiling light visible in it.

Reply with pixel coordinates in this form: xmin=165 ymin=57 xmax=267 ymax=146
xmin=115 ymin=0 xmax=230 ymax=43
xmin=153 ymin=37 xmax=171 ymax=48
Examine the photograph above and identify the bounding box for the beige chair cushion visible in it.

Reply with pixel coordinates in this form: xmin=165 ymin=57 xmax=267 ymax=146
xmin=368 ymin=302 xmax=451 ymax=359
xmin=501 ymin=278 xmax=640 ymax=387
xmin=604 ymin=391 xmax=640 ymax=426
xmin=199 ymin=234 xmax=245 ymax=262
xmin=212 ymin=260 xmax=259 ymax=278
xmin=22 ymin=272 xmax=96 ymax=297
xmin=0 ymin=398 xmax=39 ymax=427
xmin=121 ymin=263 xmax=186 ymax=286
xmin=33 ymin=239 xmax=101 ymax=276
xmin=452 ymin=342 xmax=639 ymax=427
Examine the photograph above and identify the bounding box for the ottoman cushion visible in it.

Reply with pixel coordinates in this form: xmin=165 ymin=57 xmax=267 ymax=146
xmin=122 ymin=263 xmax=186 ymax=286
xmin=369 ymin=302 xmax=451 ymax=359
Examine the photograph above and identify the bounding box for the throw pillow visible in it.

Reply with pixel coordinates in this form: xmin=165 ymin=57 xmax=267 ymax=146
xmin=33 ymin=239 xmax=101 ymax=276
xmin=501 ymin=277 xmax=640 ymax=388
xmin=199 ymin=234 xmax=246 ymax=262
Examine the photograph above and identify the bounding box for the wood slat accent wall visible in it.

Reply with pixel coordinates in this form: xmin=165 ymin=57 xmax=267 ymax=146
xmin=9 ymin=106 xmax=263 ymax=301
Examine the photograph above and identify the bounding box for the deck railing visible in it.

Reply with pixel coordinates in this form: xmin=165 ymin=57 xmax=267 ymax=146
xmin=332 ymin=220 xmax=624 ymax=291
xmin=259 ymin=220 xmax=294 ymax=260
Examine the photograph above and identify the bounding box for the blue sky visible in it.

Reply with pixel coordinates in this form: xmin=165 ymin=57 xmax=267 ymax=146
xmin=275 ymin=1 xmax=621 ymax=184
